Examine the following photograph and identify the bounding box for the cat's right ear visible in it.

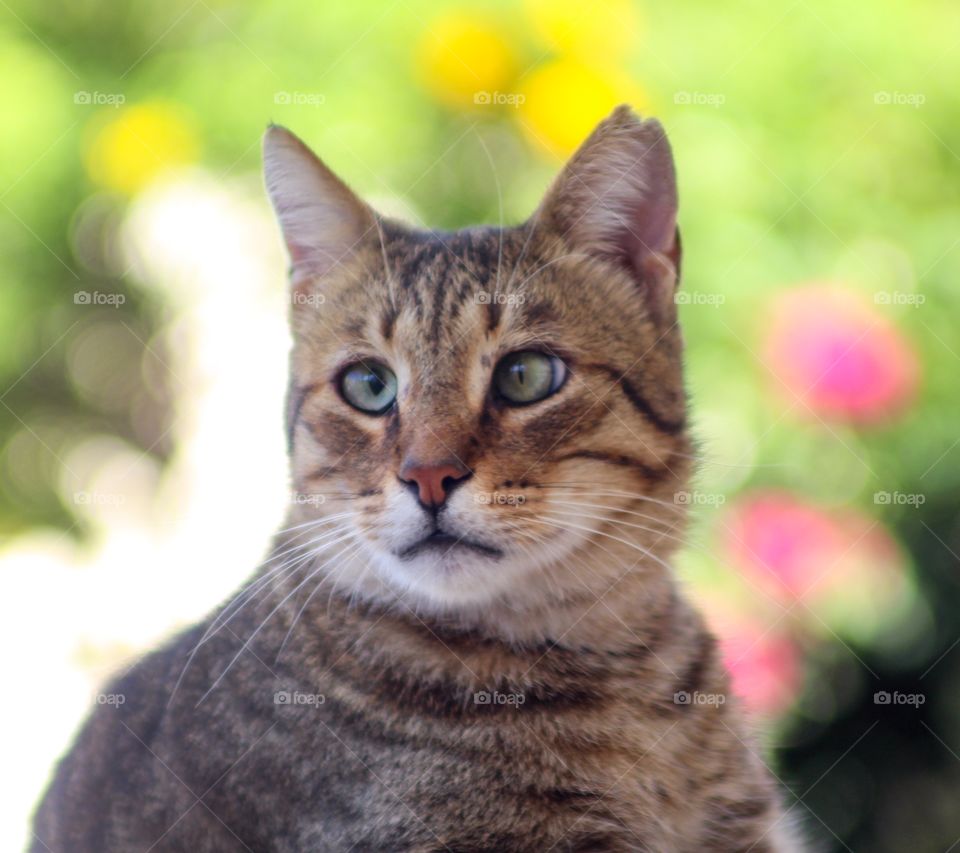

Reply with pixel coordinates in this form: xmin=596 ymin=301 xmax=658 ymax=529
xmin=263 ymin=125 xmax=376 ymax=284
xmin=532 ymin=106 xmax=681 ymax=326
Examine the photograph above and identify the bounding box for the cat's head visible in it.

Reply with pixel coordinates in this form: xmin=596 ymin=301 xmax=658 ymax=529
xmin=264 ymin=106 xmax=692 ymax=619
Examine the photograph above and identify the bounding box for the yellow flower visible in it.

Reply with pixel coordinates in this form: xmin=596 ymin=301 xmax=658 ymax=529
xmin=416 ymin=11 xmax=519 ymax=109
xmin=524 ymin=0 xmax=641 ymax=62
xmin=517 ymin=59 xmax=651 ymax=157
xmin=84 ymin=102 xmax=199 ymax=194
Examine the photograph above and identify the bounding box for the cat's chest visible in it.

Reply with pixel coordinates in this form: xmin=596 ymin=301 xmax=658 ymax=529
xmin=196 ymin=614 xmax=703 ymax=850
xmin=242 ymin=702 xmax=670 ymax=852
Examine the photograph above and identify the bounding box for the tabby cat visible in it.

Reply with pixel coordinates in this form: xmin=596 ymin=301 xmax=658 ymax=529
xmin=32 ymin=106 xmax=801 ymax=852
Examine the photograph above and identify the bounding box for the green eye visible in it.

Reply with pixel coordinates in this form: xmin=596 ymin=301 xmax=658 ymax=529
xmin=340 ymin=362 xmax=398 ymax=414
xmin=493 ymin=351 xmax=567 ymax=405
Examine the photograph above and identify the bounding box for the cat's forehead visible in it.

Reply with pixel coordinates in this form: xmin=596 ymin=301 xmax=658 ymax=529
xmin=378 ymin=225 xmax=561 ymax=353
xmin=386 ymin=225 xmax=519 ymax=301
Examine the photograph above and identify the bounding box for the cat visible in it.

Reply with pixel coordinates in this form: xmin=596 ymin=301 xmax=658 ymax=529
xmin=32 ymin=106 xmax=802 ymax=852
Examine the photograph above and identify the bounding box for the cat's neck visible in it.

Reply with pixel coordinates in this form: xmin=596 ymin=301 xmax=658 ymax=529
xmin=263 ymin=524 xmax=681 ymax=653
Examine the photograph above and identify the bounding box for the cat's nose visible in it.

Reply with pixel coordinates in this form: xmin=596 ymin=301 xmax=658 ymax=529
xmin=398 ymin=459 xmax=472 ymax=509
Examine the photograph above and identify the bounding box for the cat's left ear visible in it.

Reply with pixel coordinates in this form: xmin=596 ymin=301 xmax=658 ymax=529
xmin=534 ymin=105 xmax=681 ymax=324
xmin=263 ymin=125 xmax=376 ymax=284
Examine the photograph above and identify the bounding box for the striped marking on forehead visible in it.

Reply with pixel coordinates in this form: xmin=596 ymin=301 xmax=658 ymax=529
xmin=388 ymin=228 xmax=508 ymax=353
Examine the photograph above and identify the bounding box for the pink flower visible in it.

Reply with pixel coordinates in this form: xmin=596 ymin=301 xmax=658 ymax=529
xmin=723 ymin=491 xmax=903 ymax=606
xmin=720 ymin=626 xmax=801 ymax=717
xmin=764 ymin=284 xmax=918 ymax=424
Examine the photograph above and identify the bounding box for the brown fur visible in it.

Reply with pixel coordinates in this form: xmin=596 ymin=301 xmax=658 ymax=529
xmin=32 ymin=107 xmax=801 ymax=852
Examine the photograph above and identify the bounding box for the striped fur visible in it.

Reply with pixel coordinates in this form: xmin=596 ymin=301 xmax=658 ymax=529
xmin=32 ymin=107 xmax=801 ymax=852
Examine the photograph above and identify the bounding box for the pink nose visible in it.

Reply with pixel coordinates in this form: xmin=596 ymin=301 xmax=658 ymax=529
xmin=399 ymin=460 xmax=471 ymax=508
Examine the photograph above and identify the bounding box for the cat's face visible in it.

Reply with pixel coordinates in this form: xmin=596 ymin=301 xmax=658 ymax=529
xmin=265 ymin=107 xmax=692 ymax=615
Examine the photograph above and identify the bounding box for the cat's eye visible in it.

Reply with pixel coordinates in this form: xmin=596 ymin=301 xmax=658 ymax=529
xmin=493 ymin=351 xmax=567 ymax=406
xmin=340 ymin=361 xmax=398 ymax=415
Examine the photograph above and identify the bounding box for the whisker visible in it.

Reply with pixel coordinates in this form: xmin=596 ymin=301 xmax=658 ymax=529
xmin=473 ymin=128 xmax=504 ymax=295
xmin=195 ymin=530 xmax=365 ymax=706
xmin=273 ymin=537 xmax=369 ymax=663
xmin=535 ymin=484 xmax=687 ymax=512
xmin=549 ymin=498 xmax=684 ymax=528
xmin=269 ymin=510 xmax=358 ymax=543
xmin=211 ymin=522 xmax=359 ymax=631
xmin=530 ymin=515 xmax=676 ymax=576
xmin=167 ymin=522 xmax=356 ymax=707
xmin=544 ymin=506 xmax=690 ymax=550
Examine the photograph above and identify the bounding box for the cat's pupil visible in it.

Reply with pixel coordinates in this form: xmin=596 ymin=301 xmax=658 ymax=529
xmin=367 ymin=373 xmax=385 ymax=395
xmin=512 ymin=364 xmax=526 ymax=385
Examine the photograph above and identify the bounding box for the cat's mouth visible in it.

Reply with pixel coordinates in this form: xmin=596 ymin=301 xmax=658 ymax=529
xmin=396 ymin=529 xmax=504 ymax=561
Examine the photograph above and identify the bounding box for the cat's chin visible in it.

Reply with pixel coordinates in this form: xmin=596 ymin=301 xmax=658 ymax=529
xmin=351 ymin=519 xmax=598 ymax=616
xmin=367 ymin=548 xmax=528 ymax=612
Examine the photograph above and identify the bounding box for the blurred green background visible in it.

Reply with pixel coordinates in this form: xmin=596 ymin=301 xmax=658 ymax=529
xmin=2 ymin=0 xmax=960 ymax=850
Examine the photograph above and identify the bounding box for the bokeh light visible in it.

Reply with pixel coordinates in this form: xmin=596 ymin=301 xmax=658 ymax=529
xmin=83 ymin=102 xmax=200 ymax=194
xmin=416 ymin=11 xmax=520 ymax=109
xmin=764 ymin=284 xmax=919 ymax=424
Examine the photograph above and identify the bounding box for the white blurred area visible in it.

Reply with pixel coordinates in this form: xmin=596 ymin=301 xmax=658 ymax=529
xmin=2 ymin=172 xmax=292 ymax=851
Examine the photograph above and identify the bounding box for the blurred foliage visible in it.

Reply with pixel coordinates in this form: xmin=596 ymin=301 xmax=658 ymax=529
xmin=2 ymin=0 xmax=960 ymax=848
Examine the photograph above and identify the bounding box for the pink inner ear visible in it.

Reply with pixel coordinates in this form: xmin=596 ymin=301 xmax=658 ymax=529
xmin=537 ymin=111 xmax=681 ymax=317
xmin=604 ymin=181 xmax=680 ymax=323
xmin=264 ymin=125 xmax=375 ymax=282
xmin=622 ymin=204 xmax=677 ymax=267
xmin=644 ymin=201 xmax=678 ymax=260
xmin=615 ymin=148 xmax=679 ymax=268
